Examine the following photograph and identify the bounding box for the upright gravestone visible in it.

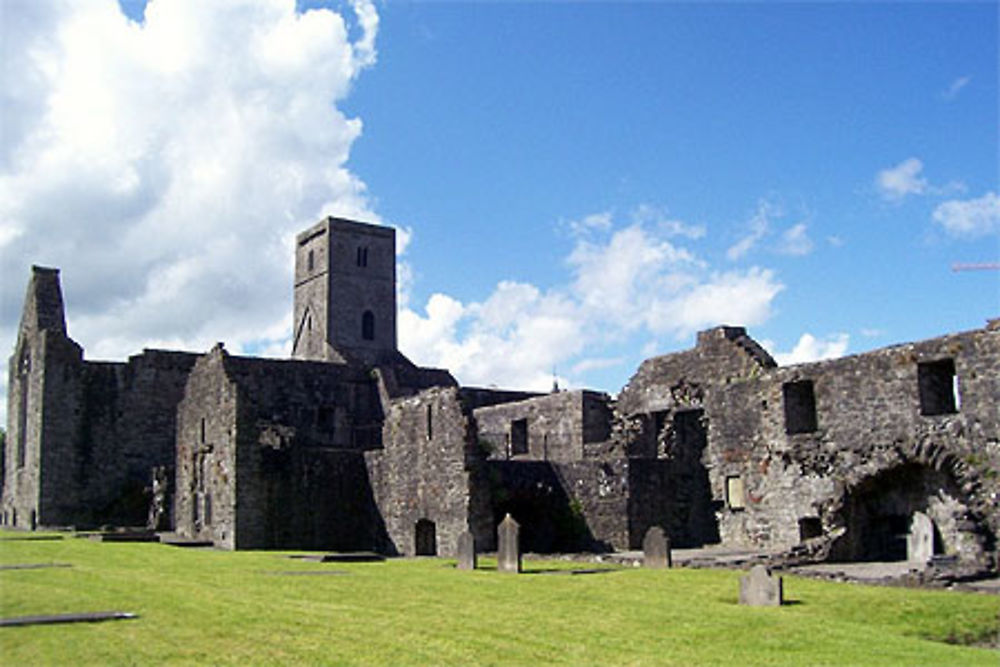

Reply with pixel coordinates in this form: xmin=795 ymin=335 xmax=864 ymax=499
xmin=497 ymin=514 xmax=522 ymax=574
xmin=642 ymin=526 xmax=671 ymax=569
xmin=908 ymin=511 xmax=934 ymax=564
xmin=739 ymin=564 xmax=783 ymax=607
xmin=456 ymin=530 xmax=477 ymax=570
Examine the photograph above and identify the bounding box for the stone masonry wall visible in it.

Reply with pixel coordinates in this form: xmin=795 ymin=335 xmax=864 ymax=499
xmin=368 ymin=386 xmax=479 ymax=557
xmin=706 ymin=325 xmax=999 ymax=567
xmin=474 ymin=390 xmax=613 ymax=463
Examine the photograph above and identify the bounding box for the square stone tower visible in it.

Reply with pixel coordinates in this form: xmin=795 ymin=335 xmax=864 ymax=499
xmin=292 ymin=217 xmax=397 ymax=365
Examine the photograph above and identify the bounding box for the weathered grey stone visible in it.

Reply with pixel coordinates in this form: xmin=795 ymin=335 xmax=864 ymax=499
xmin=908 ymin=511 xmax=934 ymax=564
xmin=739 ymin=565 xmax=783 ymax=606
xmin=497 ymin=514 xmax=521 ymax=574
xmin=642 ymin=526 xmax=671 ymax=568
xmin=5 ymin=214 xmax=998 ymax=580
xmin=456 ymin=530 xmax=477 ymax=570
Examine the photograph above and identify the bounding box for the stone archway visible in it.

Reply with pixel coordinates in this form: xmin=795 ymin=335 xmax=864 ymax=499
xmin=829 ymin=463 xmax=985 ymax=564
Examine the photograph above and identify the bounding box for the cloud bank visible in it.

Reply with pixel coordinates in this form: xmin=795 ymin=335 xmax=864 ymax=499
xmin=399 ymin=209 xmax=785 ymax=392
xmin=1 ymin=0 xmax=379 ymax=377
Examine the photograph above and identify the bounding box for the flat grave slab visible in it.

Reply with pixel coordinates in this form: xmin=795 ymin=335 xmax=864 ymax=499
xmin=0 ymin=563 xmax=72 ymax=571
xmin=85 ymin=531 xmax=159 ymax=543
xmin=286 ymin=552 xmax=385 ymax=563
xmin=0 ymin=611 xmax=138 ymax=627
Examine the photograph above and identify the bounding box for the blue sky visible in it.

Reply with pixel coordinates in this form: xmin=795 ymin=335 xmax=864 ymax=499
xmin=1 ymin=1 xmax=997 ymax=416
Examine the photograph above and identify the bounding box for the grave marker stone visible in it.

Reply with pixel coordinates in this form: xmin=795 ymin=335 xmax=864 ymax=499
xmin=457 ymin=531 xmax=477 ymax=570
xmin=739 ymin=564 xmax=783 ymax=606
xmin=907 ymin=511 xmax=934 ymax=564
xmin=642 ymin=526 xmax=671 ymax=569
xmin=497 ymin=514 xmax=521 ymax=574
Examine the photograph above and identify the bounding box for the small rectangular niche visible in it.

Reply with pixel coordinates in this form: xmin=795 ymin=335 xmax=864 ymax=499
xmin=798 ymin=517 xmax=823 ymax=541
xmin=510 ymin=418 xmax=528 ymax=456
xmin=918 ymin=358 xmax=958 ymax=416
xmin=726 ymin=475 xmax=745 ymax=510
xmin=782 ymin=380 xmax=817 ymax=435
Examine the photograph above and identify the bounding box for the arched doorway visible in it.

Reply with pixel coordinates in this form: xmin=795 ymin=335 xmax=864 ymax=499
xmin=415 ymin=518 xmax=437 ymax=556
xmin=829 ymin=463 xmax=981 ymax=563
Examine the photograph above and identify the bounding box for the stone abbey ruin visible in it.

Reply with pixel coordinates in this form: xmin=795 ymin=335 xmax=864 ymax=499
xmin=3 ymin=217 xmax=999 ymax=577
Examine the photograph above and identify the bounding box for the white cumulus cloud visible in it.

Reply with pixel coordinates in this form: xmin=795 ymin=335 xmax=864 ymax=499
xmin=932 ymin=191 xmax=1000 ymax=237
xmin=876 ymin=157 xmax=928 ymax=201
xmin=0 ymin=0 xmax=380 ymax=399
xmin=399 ymin=207 xmax=785 ymax=391
xmin=768 ymin=333 xmax=849 ymax=366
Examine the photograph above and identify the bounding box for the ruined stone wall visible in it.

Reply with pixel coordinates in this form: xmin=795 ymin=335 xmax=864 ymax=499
xmin=177 ymin=348 xmax=384 ymax=550
xmin=473 ymin=390 xmax=612 ymax=463
xmin=616 ymin=326 xmax=776 ymax=459
xmin=175 ymin=349 xmax=239 ymax=547
xmin=2 ymin=331 xmax=84 ymax=529
xmin=4 ymin=270 xmax=195 ymax=530
xmin=706 ymin=326 xmax=999 ymax=566
xmin=69 ymin=350 xmax=198 ymax=528
xmin=368 ymin=386 xmax=479 ymax=557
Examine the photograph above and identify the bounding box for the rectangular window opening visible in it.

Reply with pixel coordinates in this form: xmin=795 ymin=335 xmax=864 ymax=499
xmin=799 ymin=517 xmax=823 ymax=541
xmin=510 ymin=418 xmax=528 ymax=456
xmin=726 ymin=475 xmax=745 ymax=510
xmin=918 ymin=359 xmax=958 ymax=416
xmin=672 ymin=409 xmax=706 ymax=451
xmin=783 ymin=380 xmax=818 ymax=434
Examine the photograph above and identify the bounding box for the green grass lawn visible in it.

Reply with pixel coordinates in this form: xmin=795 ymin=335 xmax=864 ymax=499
xmin=1 ymin=532 xmax=997 ymax=665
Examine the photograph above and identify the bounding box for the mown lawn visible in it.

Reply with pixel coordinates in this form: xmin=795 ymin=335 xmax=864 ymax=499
xmin=0 ymin=532 xmax=997 ymax=665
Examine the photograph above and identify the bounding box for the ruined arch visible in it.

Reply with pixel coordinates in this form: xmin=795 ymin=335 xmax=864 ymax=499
xmin=828 ymin=462 xmax=989 ymax=564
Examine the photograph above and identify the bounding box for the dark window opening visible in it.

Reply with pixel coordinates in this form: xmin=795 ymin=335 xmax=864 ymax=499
xmin=918 ymin=359 xmax=957 ymax=416
xmin=426 ymin=404 xmax=433 ymax=440
xmin=307 ymin=249 xmax=314 ymax=271
xmin=361 ymin=310 xmax=375 ymax=341
xmin=510 ymin=418 xmax=528 ymax=456
xmin=317 ymin=406 xmax=335 ymax=432
xmin=16 ymin=351 xmax=29 ymax=469
xmin=799 ymin=517 xmax=823 ymax=541
xmin=200 ymin=418 xmax=206 ymax=444
xmin=204 ymin=494 xmax=212 ymax=526
xmin=356 ymin=246 xmax=368 ymax=267
xmin=672 ymin=409 xmax=706 ymax=451
xmin=652 ymin=411 xmax=668 ymax=437
xmin=415 ymin=519 xmax=437 ymax=556
xmin=783 ymin=380 xmax=818 ymax=434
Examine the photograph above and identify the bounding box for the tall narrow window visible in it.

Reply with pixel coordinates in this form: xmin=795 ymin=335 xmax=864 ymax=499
xmin=918 ymin=359 xmax=958 ymax=416
xmin=307 ymin=249 xmax=315 ymax=271
xmin=362 ymin=310 xmax=375 ymax=341
xmin=426 ymin=404 xmax=433 ymax=440
xmin=783 ymin=380 xmax=817 ymax=434
xmin=510 ymin=418 xmax=528 ymax=455
xmin=356 ymin=246 xmax=368 ymax=267
xmin=16 ymin=351 xmax=29 ymax=469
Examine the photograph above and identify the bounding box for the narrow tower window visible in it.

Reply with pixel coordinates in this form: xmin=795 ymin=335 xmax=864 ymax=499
xmin=356 ymin=246 xmax=369 ymax=267
xmin=362 ymin=310 xmax=375 ymax=341
xmin=307 ymin=249 xmax=314 ymax=271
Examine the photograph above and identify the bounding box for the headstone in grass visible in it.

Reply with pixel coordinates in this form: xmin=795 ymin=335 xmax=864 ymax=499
xmin=497 ymin=514 xmax=521 ymax=574
xmin=642 ymin=526 xmax=671 ymax=569
xmin=907 ymin=511 xmax=934 ymax=565
xmin=739 ymin=565 xmax=783 ymax=606
xmin=457 ymin=530 xmax=477 ymax=570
